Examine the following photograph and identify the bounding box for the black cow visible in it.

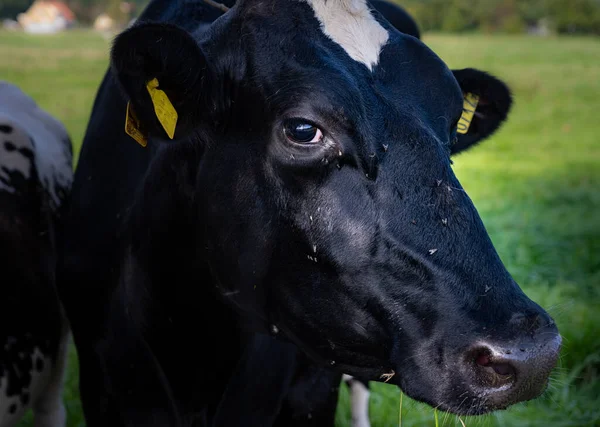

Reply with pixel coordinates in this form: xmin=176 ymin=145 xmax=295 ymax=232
xmin=0 ymin=81 xmax=72 ymax=427
xmin=57 ymin=1 xmax=561 ymax=426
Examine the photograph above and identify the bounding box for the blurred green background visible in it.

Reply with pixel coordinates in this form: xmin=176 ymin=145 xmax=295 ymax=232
xmin=2 ymin=0 xmax=600 ymax=35
xmin=1 ymin=2 xmax=600 ymax=427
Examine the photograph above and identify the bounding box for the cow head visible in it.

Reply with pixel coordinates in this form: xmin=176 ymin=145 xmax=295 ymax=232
xmin=110 ymin=0 xmax=560 ymax=415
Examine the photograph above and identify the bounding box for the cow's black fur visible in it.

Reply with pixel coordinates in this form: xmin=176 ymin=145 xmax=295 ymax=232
xmin=57 ymin=1 xmax=559 ymax=426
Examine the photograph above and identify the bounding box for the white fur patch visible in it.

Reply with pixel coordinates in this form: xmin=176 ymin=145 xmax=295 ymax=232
xmin=0 ymin=377 xmax=23 ymax=427
xmin=0 ymin=119 xmax=34 ymax=193
xmin=349 ymin=379 xmax=370 ymax=427
xmin=0 ymin=332 xmax=69 ymax=427
xmin=343 ymin=375 xmax=371 ymax=427
xmin=304 ymin=0 xmax=389 ymax=70
xmin=0 ymin=348 xmax=51 ymax=427
xmin=0 ymin=81 xmax=72 ymax=210
xmin=31 ymin=331 xmax=69 ymax=427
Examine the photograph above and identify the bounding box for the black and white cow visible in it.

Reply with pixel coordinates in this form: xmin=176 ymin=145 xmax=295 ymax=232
xmin=57 ymin=1 xmax=561 ymax=426
xmin=0 ymin=81 xmax=72 ymax=427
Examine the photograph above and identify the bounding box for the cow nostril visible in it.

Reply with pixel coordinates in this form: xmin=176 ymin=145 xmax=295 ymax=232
xmin=475 ymin=351 xmax=514 ymax=376
xmin=475 ymin=351 xmax=491 ymax=367
xmin=470 ymin=347 xmax=516 ymax=387
xmin=490 ymin=362 xmax=514 ymax=377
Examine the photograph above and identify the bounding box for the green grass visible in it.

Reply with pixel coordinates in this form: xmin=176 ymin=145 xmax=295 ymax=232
xmin=0 ymin=29 xmax=111 ymax=165
xmin=1 ymin=30 xmax=599 ymax=427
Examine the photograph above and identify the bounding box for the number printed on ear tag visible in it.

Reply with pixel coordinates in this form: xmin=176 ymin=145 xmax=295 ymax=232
xmin=457 ymin=93 xmax=480 ymax=135
xmin=146 ymin=77 xmax=178 ymax=139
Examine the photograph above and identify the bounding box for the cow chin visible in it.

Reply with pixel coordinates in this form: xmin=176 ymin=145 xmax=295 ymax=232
xmin=392 ymin=364 xmax=497 ymax=416
xmin=394 ymin=368 xmax=537 ymax=417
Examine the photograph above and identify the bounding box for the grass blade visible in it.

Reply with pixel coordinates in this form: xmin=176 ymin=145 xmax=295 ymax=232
xmin=398 ymin=391 xmax=403 ymax=427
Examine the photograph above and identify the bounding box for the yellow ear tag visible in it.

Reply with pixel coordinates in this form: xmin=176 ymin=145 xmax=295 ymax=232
xmin=457 ymin=92 xmax=480 ymax=135
xmin=146 ymin=77 xmax=178 ymax=139
xmin=125 ymin=101 xmax=148 ymax=147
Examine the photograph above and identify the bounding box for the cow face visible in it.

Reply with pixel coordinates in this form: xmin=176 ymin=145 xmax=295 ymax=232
xmin=110 ymin=0 xmax=560 ymax=415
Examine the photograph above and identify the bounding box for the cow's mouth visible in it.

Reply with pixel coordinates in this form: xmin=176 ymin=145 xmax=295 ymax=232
xmin=273 ymin=318 xmax=395 ymax=380
xmin=335 ymin=360 xmax=397 ymax=383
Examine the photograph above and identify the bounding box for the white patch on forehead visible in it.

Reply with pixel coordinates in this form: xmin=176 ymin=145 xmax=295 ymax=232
xmin=304 ymin=0 xmax=389 ymax=70
xmin=0 ymin=81 xmax=72 ymax=210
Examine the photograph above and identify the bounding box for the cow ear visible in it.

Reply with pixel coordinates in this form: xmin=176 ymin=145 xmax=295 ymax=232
xmin=110 ymin=22 xmax=212 ymax=142
xmin=451 ymin=68 xmax=512 ymax=155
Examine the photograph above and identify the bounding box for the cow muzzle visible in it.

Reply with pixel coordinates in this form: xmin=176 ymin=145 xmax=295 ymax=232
xmin=457 ymin=314 xmax=561 ymax=411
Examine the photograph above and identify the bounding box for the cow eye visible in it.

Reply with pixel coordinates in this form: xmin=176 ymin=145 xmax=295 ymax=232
xmin=283 ymin=119 xmax=323 ymax=144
